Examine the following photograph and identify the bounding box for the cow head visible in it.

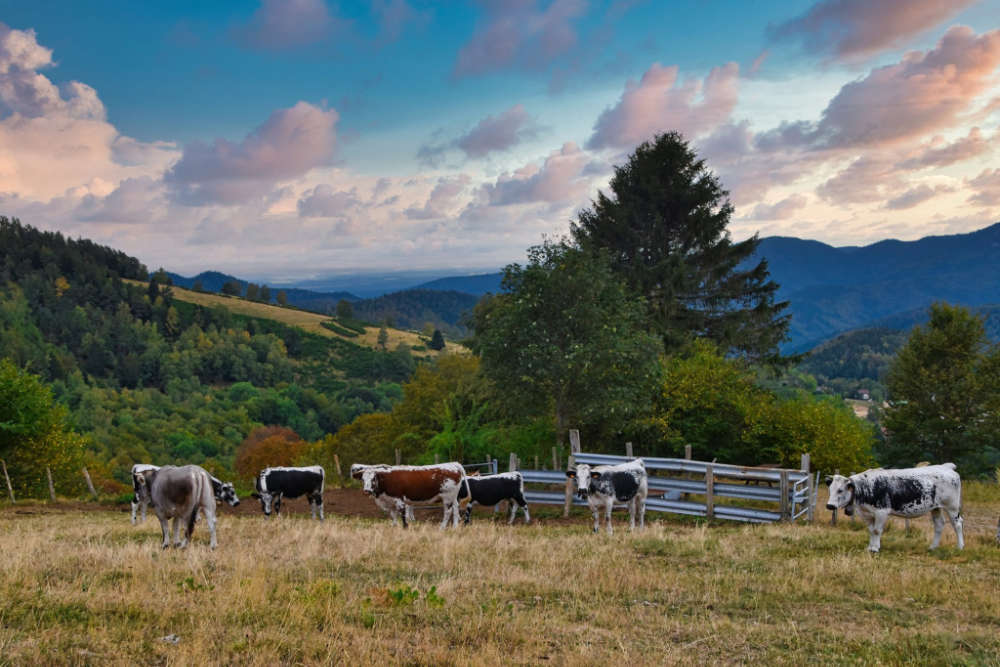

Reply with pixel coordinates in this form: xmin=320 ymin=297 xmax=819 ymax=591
xmin=215 ymin=481 xmax=240 ymax=507
xmin=251 ymin=474 xmax=280 ymax=517
xmin=566 ymin=464 xmax=594 ymax=497
xmin=825 ymin=474 xmax=855 ymax=514
xmin=135 ymin=468 xmax=157 ymax=496
xmin=361 ymin=469 xmax=382 ymax=496
xmin=350 ymin=464 xmax=367 ymax=480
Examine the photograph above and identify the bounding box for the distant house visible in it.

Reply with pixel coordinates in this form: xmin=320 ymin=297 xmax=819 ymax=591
xmin=857 ymin=388 xmax=871 ymax=401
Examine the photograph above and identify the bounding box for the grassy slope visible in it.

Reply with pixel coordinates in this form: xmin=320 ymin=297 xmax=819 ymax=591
xmin=127 ymin=280 xmax=446 ymax=355
xmin=1 ymin=486 xmax=998 ymax=665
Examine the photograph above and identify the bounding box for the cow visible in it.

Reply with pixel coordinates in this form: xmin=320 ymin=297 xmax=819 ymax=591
xmin=825 ymin=463 xmax=964 ymax=553
xmin=131 ymin=463 xmax=159 ymax=525
xmin=135 ymin=465 xmax=217 ymax=549
xmin=566 ymin=459 xmax=648 ymax=534
xmin=359 ymin=462 xmax=467 ymax=529
xmin=458 ymin=471 xmax=530 ymax=525
xmin=251 ymin=466 xmax=325 ymax=520
xmin=351 ymin=464 xmax=415 ymax=526
xmin=131 ymin=465 xmax=239 ymax=524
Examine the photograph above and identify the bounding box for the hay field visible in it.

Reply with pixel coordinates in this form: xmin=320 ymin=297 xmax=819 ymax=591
xmin=124 ymin=280 xmax=441 ymax=354
xmin=2 ymin=489 xmax=999 ymax=666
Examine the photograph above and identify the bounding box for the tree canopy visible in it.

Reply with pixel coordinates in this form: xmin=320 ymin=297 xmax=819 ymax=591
xmin=571 ymin=132 xmax=789 ymax=361
xmin=470 ymin=241 xmax=662 ymax=445
xmin=882 ymin=303 xmax=1000 ymax=475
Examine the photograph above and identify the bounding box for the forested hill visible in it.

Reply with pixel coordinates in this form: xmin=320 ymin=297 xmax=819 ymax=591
xmin=0 ymin=217 xmax=426 ymax=487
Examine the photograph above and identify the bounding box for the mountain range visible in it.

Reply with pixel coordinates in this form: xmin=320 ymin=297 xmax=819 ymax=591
xmin=170 ymin=222 xmax=1000 ymax=351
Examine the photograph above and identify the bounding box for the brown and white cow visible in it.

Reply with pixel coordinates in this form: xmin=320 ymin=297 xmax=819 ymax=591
xmin=359 ymin=462 xmax=467 ymax=529
xmin=136 ymin=464 xmax=217 ymax=549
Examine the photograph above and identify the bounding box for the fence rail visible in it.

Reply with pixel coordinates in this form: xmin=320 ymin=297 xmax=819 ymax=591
xmin=518 ymin=450 xmax=816 ymax=524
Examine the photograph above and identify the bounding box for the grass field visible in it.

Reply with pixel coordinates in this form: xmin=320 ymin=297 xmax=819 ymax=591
xmin=2 ymin=487 xmax=999 ymax=666
xmin=124 ymin=279 xmax=444 ymax=354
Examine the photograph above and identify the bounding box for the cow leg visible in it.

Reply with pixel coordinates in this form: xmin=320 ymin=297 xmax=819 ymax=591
xmin=945 ymin=508 xmax=964 ymax=550
xmin=131 ymin=498 xmax=139 ymax=525
xmin=867 ymin=511 xmax=888 ymax=553
xmin=317 ymin=495 xmax=325 ymax=522
xmin=397 ymin=499 xmax=409 ymax=529
xmin=591 ymin=505 xmax=600 ymax=534
xmin=158 ymin=515 xmax=170 ymax=549
xmin=451 ymin=499 xmax=461 ymax=528
xmin=638 ymin=495 xmax=646 ymax=530
xmin=172 ymin=516 xmax=184 ymax=548
xmin=508 ymin=499 xmax=517 ymax=525
xmin=605 ymin=500 xmax=614 ymax=535
xmin=203 ymin=507 xmax=217 ymax=550
xmin=463 ymin=502 xmax=474 ymax=525
xmin=930 ymin=508 xmax=945 ymax=549
xmin=518 ymin=494 xmax=530 ymax=524
xmin=310 ymin=497 xmax=317 ymax=520
xmin=628 ymin=497 xmax=636 ymax=531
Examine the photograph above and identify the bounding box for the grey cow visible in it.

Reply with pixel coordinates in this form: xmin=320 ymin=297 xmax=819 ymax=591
xmin=131 ymin=464 xmax=239 ymax=524
xmin=136 ymin=465 xmax=218 ymax=549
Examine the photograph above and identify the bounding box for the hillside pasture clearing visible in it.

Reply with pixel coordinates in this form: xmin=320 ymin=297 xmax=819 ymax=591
xmin=1 ymin=489 xmax=998 ymax=665
xmin=124 ymin=280 xmax=442 ymax=354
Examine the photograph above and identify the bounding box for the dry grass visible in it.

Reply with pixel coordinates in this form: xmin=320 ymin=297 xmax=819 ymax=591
xmin=1 ymin=492 xmax=999 ymax=666
xmin=124 ymin=280 xmax=443 ymax=354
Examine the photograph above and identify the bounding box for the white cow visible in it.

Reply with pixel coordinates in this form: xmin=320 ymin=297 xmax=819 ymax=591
xmin=826 ymin=463 xmax=964 ymax=553
xmin=136 ymin=465 xmax=217 ymax=549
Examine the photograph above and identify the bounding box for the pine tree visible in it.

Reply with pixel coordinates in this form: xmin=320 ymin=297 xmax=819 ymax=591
xmin=429 ymin=329 xmax=446 ymax=351
xmin=571 ymin=132 xmax=789 ymax=361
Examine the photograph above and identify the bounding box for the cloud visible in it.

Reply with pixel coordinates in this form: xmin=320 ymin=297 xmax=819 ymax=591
xmin=476 ymin=141 xmax=589 ymax=206
xmin=967 ymin=168 xmax=1000 ymax=206
xmin=587 ymin=62 xmax=739 ymax=150
xmin=750 ymin=194 xmax=809 ymax=220
xmin=405 ymin=175 xmax=471 ymax=219
xmin=77 ymin=176 xmax=165 ymax=223
xmin=897 ymin=127 xmax=993 ymax=170
xmin=417 ymin=104 xmax=543 ymax=165
xmin=165 ymin=102 xmax=339 ymax=205
xmin=372 ymin=0 xmax=429 ymax=45
xmin=297 ymin=184 xmax=361 ymax=217
xmin=885 ymin=183 xmax=955 ymax=210
xmin=816 ymin=155 xmax=901 ymax=204
xmin=233 ymin=0 xmax=338 ymax=51
xmin=453 ymin=0 xmax=587 ymax=78
xmin=768 ymin=0 xmax=977 ymax=62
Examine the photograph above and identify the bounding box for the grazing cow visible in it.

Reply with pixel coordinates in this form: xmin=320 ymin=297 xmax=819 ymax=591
xmin=351 ymin=464 xmax=415 ymax=526
xmin=825 ymin=463 xmax=964 ymax=553
xmin=566 ymin=459 xmax=648 ymax=534
xmin=251 ymin=466 xmax=325 ymax=520
xmin=132 ymin=465 xmax=239 ymax=524
xmin=458 ymin=472 xmax=530 ymax=525
xmin=359 ymin=462 xmax=467 ymax=529
xmin=135 ymin=465 xmax=217 ymax=549
xmin=131 ymin=463 xmax=159 ymax=525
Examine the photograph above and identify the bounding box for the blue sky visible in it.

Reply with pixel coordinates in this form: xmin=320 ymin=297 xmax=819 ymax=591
xmin=1 ymin=0 xmax=999 ymax=281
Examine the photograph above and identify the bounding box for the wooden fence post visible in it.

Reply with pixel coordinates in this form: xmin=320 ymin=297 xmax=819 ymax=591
xmin=564 ymin=430 xmax=581 ymax=517
xmin=434 ymin=453 xmax=440 ymax=464
xmin=684 ymin=444 xmax=692 ymax=461
xmin=552 ymin=447 xmax=558 ymax=471
xmin=509 ymin=452 xmax=518 ymax=472
xmin=625 ymin=442 xmax=633 ymax=458
xmin=534 ymin=455 xmax=539 ymax=470
xmin=82 ymin=467 xmax=98 ymax=501
xmin=801 ymin=453 xmax=813 ymax=523
xmin=779 ymin=470 xmax=790 ymax=521
xmin=395 ymin=449 xmax=401 ymax=465
xmin=333 ymin=454 xmax=343 ymax=488
xmin=46 ymin=466 xmax=57 ymax=502
xmin=704 ymin=464 xmax=714 ymax=520
xmin=1 ymin=459 xmax=14 ymax=503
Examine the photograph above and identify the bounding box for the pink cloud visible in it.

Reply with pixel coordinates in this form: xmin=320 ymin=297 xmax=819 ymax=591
xmin=967 ymin=168 xmax=1000 ymax=206
xmin=750 ymin=194 xmax=809 ymax=220
xmin=297 ymin=184 xmax=361 ymax=217
xmin=456 ymin=105 xmax=542 ymax=158
xmin=885 ymin=183 xmax=955 ymax=210
xmin=165 ymin=102 xmax=338 ymax=205
xmin=233 ymin=0 xmax=338 ymax=51
xmin=897 ymin=128 xmax=993 ymax=170
xmin=405 ymin=175 xmax=471 ymax=219
xmin=587 ymin=62 xmax=739 ymax=150
xmin=817 ymin=155 xmax=902 ymax=204
xmin=453 ymin=0 xmax=587 ymax=78
xmin=769 ymin=0 xmax=978 ymax=62
xmin=476 ymin=141 xmax=589 ymax=206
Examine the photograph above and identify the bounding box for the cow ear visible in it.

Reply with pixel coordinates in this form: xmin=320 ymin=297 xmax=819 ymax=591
xmin=824 ymin=476 xmax=832 ymax=487
xmin=846 ymin=480 xmax=855 ymax=491
xmin=565 ymin=470 xmax=576 ymax=478
xmin=590 ymin=471 xmax=601 ymax=479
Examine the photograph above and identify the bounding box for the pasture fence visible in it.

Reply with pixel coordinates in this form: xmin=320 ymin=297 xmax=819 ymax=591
xmin=510 ymin=438 xmax=817 ymax=524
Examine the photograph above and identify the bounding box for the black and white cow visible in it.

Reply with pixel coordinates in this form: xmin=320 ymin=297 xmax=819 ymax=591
xmin=566 ymin=459 xmax=647 ymax=534
xmin=825 ymin=463 xmax=964 ymax=553
xmin=135 ymin=464 xmax=217 ymax=549
xmin=458 ymin=472 xmax=530 ymax=525
xmin=251 ymin=466 xmax=325 ymax=520
xmin=131 ymin=464 xmax=239 ymax=523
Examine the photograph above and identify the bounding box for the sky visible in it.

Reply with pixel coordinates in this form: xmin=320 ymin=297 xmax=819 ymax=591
xmin=1 ymin=0 xmax=1000 ymax=282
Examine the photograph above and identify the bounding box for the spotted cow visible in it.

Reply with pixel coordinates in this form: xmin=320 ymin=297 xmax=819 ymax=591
xmin=351 ymin=464 xmax=414 ymax=526
xmin=567 ymin=459 xmax=648 ymax=534
xmin=252 ymin=466 xmax=325 ymax=520
xmin=826 ymin=463 xmax=964 ymax=553
xmin=458 ymin=471 xmax=530 ymax=525
xmin=359 ymin=462 xmax=467 ymax=529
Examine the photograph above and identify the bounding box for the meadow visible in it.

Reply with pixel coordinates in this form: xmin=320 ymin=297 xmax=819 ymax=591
xmin=1 ymin=486 xmax=999 ymax=666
